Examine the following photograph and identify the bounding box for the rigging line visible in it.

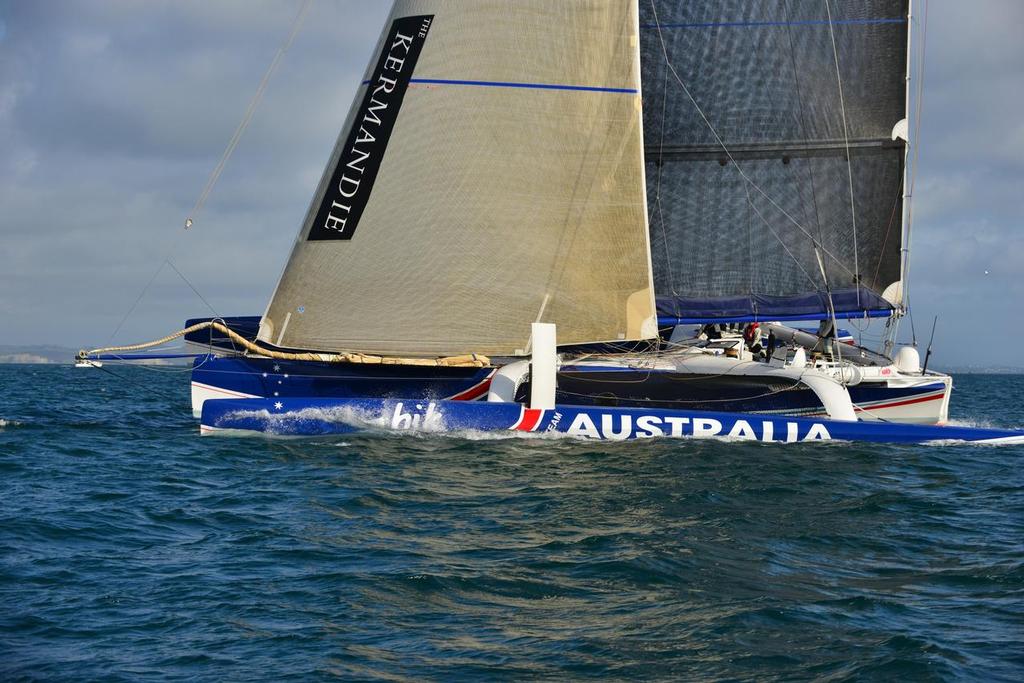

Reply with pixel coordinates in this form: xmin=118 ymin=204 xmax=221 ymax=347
xmin=166 ymin=258 xmax=220 ymax=318
xmin=908 ymin=304 xmax=917 ymax=346
xmin=107 ymin=260 xmax=168 ymax=344
xmin=882 ymin=314 xmax=896 ymax=355
xmin=647 ymin=0 xmax=857 ymax=282
xmin=81 ymin=320 xmax=491 ymax=367
xmin=105 ymin=3 xmax=311 ymax=344
xmin=118 ymin=330 xmax=218 ymax=375
xmin=186 ymin=0 xmax=313 ymax=226
xmin=902 ymin=0 xmax=929 ymax=311
xmin=871 ymin=178 xmax=905 ymax=287
xmin=566 ymin=353 xmax=785 ymax=387
xmin=654 ymin=56 xmax=678 ymax=296
xmin=824 ymin=0 xmax=860 ymax=304
xmin=815 ymin=247 xmax=844 ymax=378
xmin=569 ymin=349 xmax=820 ymax=398
xmin=556 ymin=380 xmax=803 ymax=404
xmin=783 ymin=0 xmax=829 ymax=290
xmin=880 ymin=1 xmax=923 ymax=355
xmin=93 ymin=361 xmax=184 ymax=403
xmin=746 ymin=171 xmax=755 ymax=297
xmin=734 ymin=161 xmax=760 ymax=297
xmin=748 ymin=201 xmax=819 ymax=289
xmin=737 ymin=9 xmax=762 ymax=300
xmin=651 ymin=5 xmax=803 ymax=300
xmin=99 ymin=357 xmax=207 ymax=374
xmin=182 ymin=365 xmax=491 ymax=381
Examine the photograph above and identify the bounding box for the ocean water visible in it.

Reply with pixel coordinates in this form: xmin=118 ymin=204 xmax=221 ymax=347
xmin=1 ymin=365 xmax=1022 ymax=681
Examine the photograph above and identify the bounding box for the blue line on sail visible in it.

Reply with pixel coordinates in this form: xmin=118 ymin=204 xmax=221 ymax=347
xmin=640 ymin=18 xmax=906 ymax=29
xmin=360 ymin=78 xmax=636 ymax=94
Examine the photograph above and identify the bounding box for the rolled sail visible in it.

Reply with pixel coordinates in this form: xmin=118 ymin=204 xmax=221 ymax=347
xmin=260 ymin=0 xmax=656 ymax=357
xmin=641 ymin=0 xmax=909 ymax=322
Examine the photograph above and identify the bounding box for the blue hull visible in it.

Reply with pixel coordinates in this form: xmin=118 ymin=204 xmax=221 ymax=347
xmin=191 ymin=356 xmax=495 ymax=402
xmin=199 ymin=397 xmax=1024 ymax=444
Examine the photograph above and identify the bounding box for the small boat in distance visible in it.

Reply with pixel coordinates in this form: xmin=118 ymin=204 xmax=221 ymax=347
xmin=79 ymin=1 xmax=1021 ymax=445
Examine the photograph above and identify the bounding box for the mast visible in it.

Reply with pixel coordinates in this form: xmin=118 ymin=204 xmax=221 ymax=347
xmin=632 ymin=0 xmax=658 ymax=327
xmin=886 ymin=0 xmax=915 ymax=356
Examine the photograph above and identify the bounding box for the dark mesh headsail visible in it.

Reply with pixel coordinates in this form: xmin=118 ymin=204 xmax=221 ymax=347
xmin=640 ymin=0 xmax=909 ymax=322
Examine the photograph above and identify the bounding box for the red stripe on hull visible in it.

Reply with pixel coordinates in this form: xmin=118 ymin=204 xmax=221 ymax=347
xmin=447 ymin=373 xmax=495 ymax=401
xmin=855 ymin=391 xmax=945 ymax=413
xmin=512 ymin=408 xmax=544 ymax=432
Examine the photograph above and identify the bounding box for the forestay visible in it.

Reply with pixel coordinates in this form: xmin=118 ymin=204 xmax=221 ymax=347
xmin=641 ymin=0 xmax=909 ymax=322
xmin=261 ymin=0 xmax=656 ymax=357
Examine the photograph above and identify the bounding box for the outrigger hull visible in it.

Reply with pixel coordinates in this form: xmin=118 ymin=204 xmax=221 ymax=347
xmin=199 ymin=397 xmax=1024 ymax=445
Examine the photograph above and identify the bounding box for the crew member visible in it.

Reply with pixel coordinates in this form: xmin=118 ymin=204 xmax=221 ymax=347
xmin=744 ymin=322 xmax=764 ymax=360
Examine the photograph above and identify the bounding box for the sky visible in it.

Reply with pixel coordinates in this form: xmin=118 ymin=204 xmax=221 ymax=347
xmin=0 ymin=1 xmax=1021 ymax=367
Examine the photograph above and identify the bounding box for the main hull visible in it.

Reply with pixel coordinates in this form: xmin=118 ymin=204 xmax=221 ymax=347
xmin=189 ymin=354 xmax=951 ymax=425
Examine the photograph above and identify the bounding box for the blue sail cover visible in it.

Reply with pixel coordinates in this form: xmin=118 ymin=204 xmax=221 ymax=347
xmin=640 ymin=1 xmax=908 ymax=322
xmin=657 ymin=287 xmax=893 ymax=325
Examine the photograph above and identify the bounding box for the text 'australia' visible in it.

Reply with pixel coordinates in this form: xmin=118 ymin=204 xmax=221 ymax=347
xmin=308 ymin=15 xmax=433 ymax=241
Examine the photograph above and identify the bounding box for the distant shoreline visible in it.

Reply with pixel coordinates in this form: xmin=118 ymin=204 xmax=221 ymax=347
xmin=0 ymin=345 xmax=192 ymax=366
xmin=0 ymin=359 xmax=193 ymax=366
xmin=944 ymin=369 xmax=1024 ymax=375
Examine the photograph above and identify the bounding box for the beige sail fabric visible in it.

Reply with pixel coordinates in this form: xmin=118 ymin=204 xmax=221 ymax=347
xmin=260 ymin=0 xmax=656 ymax=357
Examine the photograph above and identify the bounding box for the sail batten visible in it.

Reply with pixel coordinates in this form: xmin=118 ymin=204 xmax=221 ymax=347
xmin=377 ymin=78 xmax=639 ymax=94
xmin=262 ymin=0 xmax=656 ymax=357
xmin=640 ymin=18 xmax=906 ymax=30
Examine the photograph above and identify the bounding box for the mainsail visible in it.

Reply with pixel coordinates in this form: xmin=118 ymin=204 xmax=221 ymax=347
xmin=260 ymin=0 xmax=656 ymax=357
xmin=641 ymin=0 xmax=910 ymax=322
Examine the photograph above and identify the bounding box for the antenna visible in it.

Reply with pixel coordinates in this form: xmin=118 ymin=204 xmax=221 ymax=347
xmin=921 ymin=315 xmax=937 ymax=374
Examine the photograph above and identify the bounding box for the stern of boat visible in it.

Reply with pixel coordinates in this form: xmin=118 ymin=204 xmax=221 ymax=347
xmin=850 ymin=371 xmax=952 ymax=425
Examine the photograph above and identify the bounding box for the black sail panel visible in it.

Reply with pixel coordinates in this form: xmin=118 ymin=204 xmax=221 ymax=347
xmin=640 ymin=0 xmax=909 ymax=322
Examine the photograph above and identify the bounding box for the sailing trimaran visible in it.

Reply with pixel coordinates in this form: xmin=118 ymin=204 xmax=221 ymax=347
xmin=80 ymin=1 xmax=1023 ymax=444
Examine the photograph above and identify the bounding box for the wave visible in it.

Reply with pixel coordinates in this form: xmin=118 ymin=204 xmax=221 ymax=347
xmin=946 ymin=417 xmax=998 ymax=429
xmin=214 ymin=405 xmax=585 ymax=442
xmin=220 ymin=405 xmax=393 ymax=435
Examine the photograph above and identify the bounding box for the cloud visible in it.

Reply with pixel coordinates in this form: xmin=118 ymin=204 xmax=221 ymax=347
xmin=894 ymin=0 xmax=1024 ymax=364
xmin=0 ymin=0 xmax=389 ymax=346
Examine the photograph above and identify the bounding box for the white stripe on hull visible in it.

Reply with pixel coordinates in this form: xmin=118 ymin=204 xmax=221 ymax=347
xmin=191 ymin=381 xmax=260 ymax=418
